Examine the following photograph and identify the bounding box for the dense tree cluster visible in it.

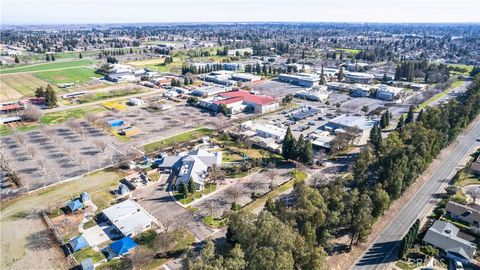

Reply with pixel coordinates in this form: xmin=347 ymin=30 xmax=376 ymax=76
xmin=394 ymin=61 xmax=450 ymax=83
xmin=281 ymin=127 xmax=313 ymax=164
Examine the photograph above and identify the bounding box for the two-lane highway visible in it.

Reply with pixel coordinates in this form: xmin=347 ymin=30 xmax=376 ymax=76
xmin=352 ymin=117 xmax=480 ymax=270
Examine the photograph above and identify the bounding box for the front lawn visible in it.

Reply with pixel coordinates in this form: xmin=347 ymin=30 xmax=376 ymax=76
xmin=203 ymin=215 xmax=227 ymax=228
xmin=73 ymin=247 xmax=106 ymax=264
xmin=175 ymin=184 xmax=217 ymax=205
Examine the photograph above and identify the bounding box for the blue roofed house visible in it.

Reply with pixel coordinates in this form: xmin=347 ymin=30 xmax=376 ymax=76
xmin=80 ymin=258 xmax=94 ymax=270
xmin=66 ymin=199 xmax=84 ymax=213
xmin=423 ymin=220 xmax=477 ymax=265
xmin=109 ymin=236 xmax=138 ymax=256
xmin=69 ymin=235 xmax=89 ymax=252
xmin=155 ymin=149 xmax=222 ymax=191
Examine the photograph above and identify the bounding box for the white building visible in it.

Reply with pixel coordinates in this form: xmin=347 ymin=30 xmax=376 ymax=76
xmin=295 ymin=86 xmax=329 ymax=101
xmin=191 ymin=85 xmax=231 ymax=97
xmin=254 ymin=124 xmax=287 ymax=142
xmin=376 ymin=85 xmax=402 ymax=101
xmin=350 ymin=84 xmax=371 ymax=97
xmin=345 ymin=72 xmax=374 ymax=84
xmin=278 ymin=73 xmax=320 ymax=88
xmin=102 ymin=200 xmax=156 ymax=237
xmin=227 ymin=48 xmax=253 ymax=56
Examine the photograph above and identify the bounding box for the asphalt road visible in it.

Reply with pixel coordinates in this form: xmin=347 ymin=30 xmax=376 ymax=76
xmin=352 ymin=117 xmax=480 ymax=270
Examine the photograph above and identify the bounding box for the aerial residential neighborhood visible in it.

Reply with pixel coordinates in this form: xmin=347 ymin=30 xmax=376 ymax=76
xmin=0 ymin=1 xmax=480 ymax=270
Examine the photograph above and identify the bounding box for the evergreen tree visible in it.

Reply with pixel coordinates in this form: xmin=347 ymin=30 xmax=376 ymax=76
xmin=417 ymin=109 xmax=425 ymax=122
xmin=178 ymin=182 xmax=187 ymax=194
xmin=282 ymin=127 xmax=296 ymax=160
xmin=319 ymin=66 xmax=326 ymax=85
xmin=187 ymin=178 xmax=196 ymax=193
xmin=337 ymin=67 xmax=345 ymax=81
xmin=295 ymin=134 xmax=306 ymax=161
xmin=405 ymin=106 xmax=415 ymax=124
xmin=302 ymin=140 xmax=313 ymax=164
xmin=14 ymin=55 xmax=20 ymax=64
xmin=396 ymin=115 xmax=405 ymax=132
xmin=380 ymin=113 xmax=388 ymax=129
xmin=46 ymin=54 xmax=51 ymax=61
xmin=35 ymin=86 xmax=45 ymax=98
xmin=369 ymin=123 xmax=382 ymax=154
xmin=79 ymin=52 xmax=83 ymax=59
xmin=51 ymin=54 xmax=56 ymax=61
xmin=44 ymin=84 xmax=57 ymax=108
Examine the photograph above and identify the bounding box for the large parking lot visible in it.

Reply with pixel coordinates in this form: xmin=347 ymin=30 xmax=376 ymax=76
xmin=105 ymin=99 xmax=228 ymax=147
xmin=250 ymin=79 xmax=305 ymax=97
xmin=1 ymin=120 xmax=126 ymax=196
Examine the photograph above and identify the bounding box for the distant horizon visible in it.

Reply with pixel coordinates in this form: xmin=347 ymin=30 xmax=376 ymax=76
xmin=3 ymin=21 xmax=480 ymax=27
xmin=1 ymin=0 xmax=479 ymax=25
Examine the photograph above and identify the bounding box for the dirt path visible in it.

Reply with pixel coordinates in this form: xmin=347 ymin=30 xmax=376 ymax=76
xmin=325 ymin=114 xmax=480 ymax=270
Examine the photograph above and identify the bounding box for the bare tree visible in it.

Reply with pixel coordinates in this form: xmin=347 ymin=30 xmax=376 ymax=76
xmin=94 ymin=140 xmax=108 ymax=154
xmin=130 ymin=246 xmax=154 ymax=269
xmin=208 ymin=164 xmax=224 ymax=184
xmin=225 ymin=186 xmax=242 ymax=204
xmin=265 ymin=168 xmax=279 ymax=190
xmin=21 ymin=104 xmax=42 ymax=122
xmin=13 ymin=132 xmax=26 ymax=147
xmin=85 ymin=112 xmax=98 ymax=125
xmin=154 ymin=232 xmax=175 ymax=257
xmin=27 ymin=146 xmax=37 ymax=159
xmin=204 ymin=199 xmax=219 ymax=219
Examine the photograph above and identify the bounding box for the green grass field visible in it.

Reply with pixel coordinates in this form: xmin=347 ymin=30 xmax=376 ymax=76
xmin=0 ymin=59 xmax=96 ymax=74
xmin=40 ymin=107 xmax=105 ymax=124
xmin=447 ymin=64 xmax=474 ymax=75
xmin=143 ymin=128 xmax=214 ymax=153
xmin=35 ymin=67 xmax=101 ymax=84
xmin=335 ymin=48 xmax=362 ymax=55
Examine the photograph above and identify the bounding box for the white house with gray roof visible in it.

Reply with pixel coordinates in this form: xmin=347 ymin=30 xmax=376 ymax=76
xmin=423 ymin=220 xmax=477 ymax=264
xmin=155 ymin=149 xmax=222 ymax=190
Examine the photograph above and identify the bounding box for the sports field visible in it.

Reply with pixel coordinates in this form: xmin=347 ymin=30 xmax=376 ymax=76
xmin=0 ymin=73 xmax=54 ymax=101
xmin=0 ymin=59 xmax=96 ymax=74
xmin=35 ymin=67 xmax=101 ymax=84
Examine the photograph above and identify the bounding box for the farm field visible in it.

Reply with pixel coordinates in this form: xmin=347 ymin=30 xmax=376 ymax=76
xmin=0 ymin=73 xmax=56 ymax=101
xmin=0 ymin=59 xmax=96 ymax=74
xmin=35 ymin=67 xmax=101 ymax=84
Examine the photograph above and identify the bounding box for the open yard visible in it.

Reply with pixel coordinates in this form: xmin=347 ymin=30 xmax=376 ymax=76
xmin=0 ymin=73 xmax=55 ymax=101
xmin=35 ymin=67 xmax=101 ymax=84
xmin=0 ymin=59 xmax=97 ymax=74
xmin=40 ymin=106 xmax=106 ymax=124
xmin=143 ymin=127 xmax=214 ymax=153
xmin=0 ymin=169 xmax=124 ymax=270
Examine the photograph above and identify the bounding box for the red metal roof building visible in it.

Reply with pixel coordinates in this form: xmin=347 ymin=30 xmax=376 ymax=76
xmin=205 ymin=90 xmax=279 ymax=114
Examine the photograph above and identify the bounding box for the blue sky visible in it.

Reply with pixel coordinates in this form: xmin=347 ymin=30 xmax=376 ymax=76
xmin=1 ymin=0 xmax=479 ymax=24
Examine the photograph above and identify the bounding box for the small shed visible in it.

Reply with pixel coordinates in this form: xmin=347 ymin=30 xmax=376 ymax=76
xmin=80 ymin=192 xmax=91 ymax=203
xmin=109 ymin=236 xmax=137 ymax=256
xmin=107 ymin=119 xmax=124 ymax=127
xmin=66 ymin=199 xmax=84 ymax=213
xmin=69 ymin=235 xmax=89 ymax=252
